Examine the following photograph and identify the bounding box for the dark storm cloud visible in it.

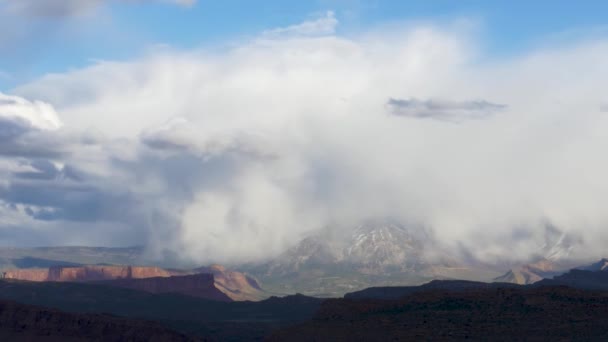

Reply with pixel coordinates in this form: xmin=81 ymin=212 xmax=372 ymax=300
xmin=0 ymin=117 xmax=31 ymax=141
xmin=0 ymin=130 xmax=67 ymax=158
xmin=387 ymin=98 xmax=507 ymax=121
xmin=2 ymin=0 xmax=101 ymax=17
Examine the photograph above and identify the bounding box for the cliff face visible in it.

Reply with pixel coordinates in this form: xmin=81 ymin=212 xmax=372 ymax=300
xmin=2 ymin=268 xmax=49 ymax=281
xmin=4 ymin=266 xmax=186 ymax=282
xmin=196 ymin=265 xmax=264 ymax=301
xmin=50 ymin=265 xmax=187 ymax=281
xmin=99 ymin=273 xmax=232 ymax=302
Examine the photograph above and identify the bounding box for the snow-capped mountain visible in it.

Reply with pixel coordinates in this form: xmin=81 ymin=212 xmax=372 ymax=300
xmin=540 ymin=225 xmax=579 ymax=261
xmin=260 ymin=219 xmax=431 ymax=276
xmin=341 ymin=221 xmax=428 ymax=273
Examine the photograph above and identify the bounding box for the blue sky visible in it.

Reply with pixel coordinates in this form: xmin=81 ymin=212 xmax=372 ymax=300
xmin=2 ymin=0 xmax=608 ymax=91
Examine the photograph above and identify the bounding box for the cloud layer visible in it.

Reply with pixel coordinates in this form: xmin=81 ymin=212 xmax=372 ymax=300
xmin=3 ymin=14 xmax=608 ymax=265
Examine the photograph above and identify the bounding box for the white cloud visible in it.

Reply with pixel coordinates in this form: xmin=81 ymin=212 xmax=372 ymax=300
xmin=262 ymin=11 xmax=338 ymax=38
xmin=6 ymin=15 xmax=608 ymax=265
xmin=0 ymin=92 xmax=62 ymax=131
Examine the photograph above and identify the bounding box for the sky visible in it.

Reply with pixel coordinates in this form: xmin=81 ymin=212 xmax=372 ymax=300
xmin=1 ymin=1 xmax=608 ymax=265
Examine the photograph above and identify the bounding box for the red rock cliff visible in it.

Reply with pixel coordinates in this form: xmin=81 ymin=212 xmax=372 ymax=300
xmin=3 ymin=265 xmax=265 ymax=301
xmin=99 ymin=273 xmax=232 ymax=302
xmin=4 ymin=266 xmax=187 ymax=282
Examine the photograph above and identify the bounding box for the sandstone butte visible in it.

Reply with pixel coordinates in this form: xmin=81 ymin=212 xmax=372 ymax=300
xmin=2 ymin=265 xmax=264 ymax=301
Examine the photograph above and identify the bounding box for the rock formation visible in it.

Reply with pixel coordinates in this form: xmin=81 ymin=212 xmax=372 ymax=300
xmin=195 ymin=264 xmax=264 ymax=301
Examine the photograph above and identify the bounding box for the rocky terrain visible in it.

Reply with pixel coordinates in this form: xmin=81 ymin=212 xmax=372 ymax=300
xmin=270 ymin=286 xmax=608 ymax=341
xmin=0 ymin=298 xmax=197 ymax=341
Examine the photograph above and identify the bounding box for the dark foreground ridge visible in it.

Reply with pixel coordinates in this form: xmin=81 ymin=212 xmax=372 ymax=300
xmin=0 ymin=279 xmax=322 ymax=341
xmin=344 ymin=279 xmax=522 ymax=300
xmin=0 ymin=298 xmax=197 ymax=341
xmin=270 ymin=286 xmax=608 ymax=341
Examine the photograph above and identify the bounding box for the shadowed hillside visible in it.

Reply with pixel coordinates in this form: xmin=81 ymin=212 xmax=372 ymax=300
xmin=271 ymin=286 xmax=608 ymax=341
xmin=0 ymin=279 xmax=322 ymax=341
xmin=0 ymin=298 xmax=197 ymax=341
xmin=97 ymin=273 xmax=232 ymax=302
xmin=344 ymin=279 xmax=521 ymax=300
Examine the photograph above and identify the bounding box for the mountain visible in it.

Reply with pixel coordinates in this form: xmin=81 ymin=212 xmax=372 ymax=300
xmin=3 ymin=265 xmax=264 ymax=301
xmin=343 ymin=221 xmax=429 ymax=273
xmin=246 ymin=219 xmax=496 ymax=297
xmin=0 ymin=298 xmax=197 ymax=341
xmin=263 ymin=220 xmax=431 ymax=273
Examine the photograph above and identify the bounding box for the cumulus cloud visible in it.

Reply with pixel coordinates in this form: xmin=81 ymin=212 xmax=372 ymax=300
xmin=387 ymin=98 xmax=506 ymax=121
xmin=4 ymin=15 xmax=608 ymax=265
